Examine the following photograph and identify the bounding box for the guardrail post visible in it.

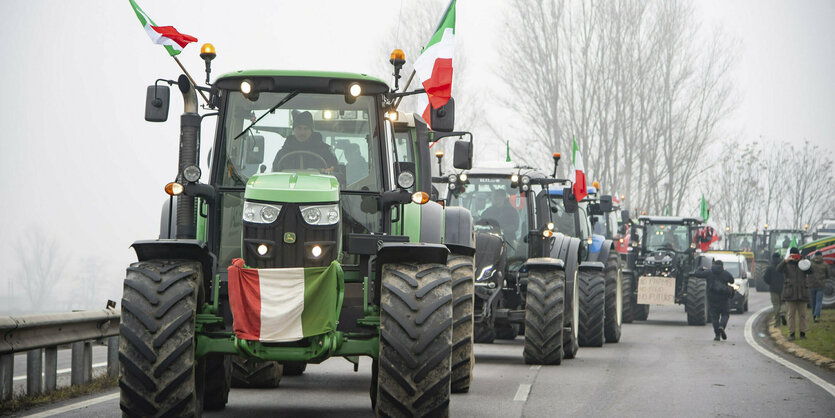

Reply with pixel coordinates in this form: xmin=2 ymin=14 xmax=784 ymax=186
xmin=107 ymin=336 xmax=119 ymax=377
xmin=71 ymin=341 xmax=92 ymax=385
xmin=27 ymin=348 xmax=43 ymax=395
xmin=44 ymin=346 xmax=58 ymax=391
xmin=1 ymin=353 xmax=12 ymax=401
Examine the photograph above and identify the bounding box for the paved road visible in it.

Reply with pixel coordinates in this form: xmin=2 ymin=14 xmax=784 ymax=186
xmin=19 ymin=291 xmax=835 ymax=417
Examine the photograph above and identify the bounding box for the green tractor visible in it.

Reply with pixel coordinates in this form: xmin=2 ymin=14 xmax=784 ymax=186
xmin=750 ymin=228 xmax=805 ymax=292
xmin=119 ymin=48 xmax=477 ymax=416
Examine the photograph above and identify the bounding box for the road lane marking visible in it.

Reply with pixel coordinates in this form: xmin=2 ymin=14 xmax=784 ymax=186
xmin=745 ymin=306 xmax=835 ymax=398
xmin=13 ymin=362 xmax=108 ymax=381
xmin=513 ymin=383 xmax=532 ymax=401
xmin=21 ymin=392 xmax=119 ymax=418
xmin=529 ymin=365 xmax=541 ymax=370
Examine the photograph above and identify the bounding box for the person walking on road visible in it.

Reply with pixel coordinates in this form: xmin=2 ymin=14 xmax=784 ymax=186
xmin=695 ymin=259 xmax=735 ymax=341
xmin=763 ymin=252 xmax=786 ymax=327
xmin=778 ymin=247 xmax=809 ymax=341
xmin=807 ymin=251 xmax=830 ymax=323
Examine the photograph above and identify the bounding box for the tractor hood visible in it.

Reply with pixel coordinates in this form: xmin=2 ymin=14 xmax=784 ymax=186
xmin=244 ymin=172 xmax=339 ymax=203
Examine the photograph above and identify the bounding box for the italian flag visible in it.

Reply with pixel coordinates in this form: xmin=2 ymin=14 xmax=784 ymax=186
xmin=414 ymin=0 xmax=456 ymax=126
xmin=227 ymin=259 xmax=343 ymax=342
xmin=700 ymin=195 xmax=710 ymax=222
xmin=569 ymin=137 xmax=587 ymax=202
xmin=784 ymin=237 xmax=799 ymax=260
xmin=129 ymin=0 xmax=198 ymax=57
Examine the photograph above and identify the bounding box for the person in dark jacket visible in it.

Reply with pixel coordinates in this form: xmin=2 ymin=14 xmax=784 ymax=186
xmin=762 ymin=252 xmax=786 ymax=327
xmin=777 ymin=247 xmax=809 ymax=340
xmin=807 ymin=251 xmax=830 ymax=323
xmin=695 ymin=259 xmax=735 ymax=341
xmin=272 ymin=111 xmax=339 ymax=172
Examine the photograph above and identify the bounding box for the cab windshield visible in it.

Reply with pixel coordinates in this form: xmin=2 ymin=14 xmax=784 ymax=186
xmin=727 ymin=234 xmax=753 ymax=251
xmin=219 ymin=92 xmax=381 ymax=192
xmin=645 ymin=223 xmax=690 ymax=252
xmin=770 ymin=231 xmax=803 ymax=252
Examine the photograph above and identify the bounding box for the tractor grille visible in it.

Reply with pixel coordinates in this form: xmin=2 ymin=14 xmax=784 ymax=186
xmin=243 ymin=203 xmax=339 ymax=268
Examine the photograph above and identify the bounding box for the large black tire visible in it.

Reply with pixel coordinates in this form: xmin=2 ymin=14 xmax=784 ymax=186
xmin=281 ymin=362 xmax=307 ymax=376
xmin=563 ymin=265 xmax=580 ymax=359
xmin=119 ymin=260 xmax=202 ymax=417
xmin=473 ymin=317 xmax=496 ymax=343
xmin=754 ymin=263 xmax=769 ymax=292
xmin=202 ymin=355 xmax=231 ymax=410
xmin=523 ymin=269 xmax=565 ymax=365
xmin=822 ymin=269 xmax=835 ymax=309
xmin=621 ymin=271 xmax=634 ymax=324
xmin=448 ymin=254 xmax=474 ymax=394
xmin=495 ymin=323 xmax=519 ymax=340
xmin=603 ymin=252 xmax=623 ymax=343
xmin=578 ymin=269 xmax=606 ymax=347
xmin=685 ymin=276 xmax=709 ymax=325
xmin=231 ymin=357 xmax=283 ymax=388
xmin=377 ymin=263 xmax=452 ymax=418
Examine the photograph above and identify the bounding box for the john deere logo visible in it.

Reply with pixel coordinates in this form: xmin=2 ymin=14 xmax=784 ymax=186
xmin=283 ymin=232 xmax=296 ymax=244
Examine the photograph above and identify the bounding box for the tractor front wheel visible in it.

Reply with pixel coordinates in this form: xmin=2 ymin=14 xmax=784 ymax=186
xmin=448 ymin=254 xmax=474 ymax=393
xmin=523 ymin=269 xmax=565 ymax=365
xmin=578 ymin=269 xmax=606 ymax=347
xmin=231 ymin=358 xmax=283 ymax=388
xmin=686 ymin=276 xmax=708 ymax=325
xmin=603 ymin=252 xmax=623 ymax=343
xmin=376 ymin=263 xmax=452 ymax=417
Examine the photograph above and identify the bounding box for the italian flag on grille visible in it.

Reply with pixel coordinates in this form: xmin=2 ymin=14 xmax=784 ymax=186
xmin=128 ymin=0 xmax=198 ymax=57
xmin=227 ymin=259 xmax=343 ymax=342
xmin=569 ymin=137 xmax=588 ymax=203
xmin=414 ymin=0 xmax=456 ymax=127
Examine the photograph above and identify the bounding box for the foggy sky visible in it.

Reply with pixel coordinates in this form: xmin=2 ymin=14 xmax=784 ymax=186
xmin=0 ymin=0 xmax=832 ymax=313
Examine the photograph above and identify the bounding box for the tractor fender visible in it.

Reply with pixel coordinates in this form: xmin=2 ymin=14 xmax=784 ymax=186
xmin=376 ymin=242 xmax=449 ymax=268
xmin=443 ymin=206 xmax=475 ymax=256
xmin=159 ymin=197 xmax=178 ymax=239
xmin=525 ymin=257 xmax=565 ymax=271
xmin=578 ymin=261 xmax=606 ymax=272
xmin=419 ymin=200 xmax=444 ymax=244
xmin=586 ymin=234 xmax=606 ymax=260
xmin=589 ymin=239 xmax=614 ymax=264
xmin=131 ymin=239 xmax=216 ymax=288
xmin=547 ymin=233 xmax=573 ymax=262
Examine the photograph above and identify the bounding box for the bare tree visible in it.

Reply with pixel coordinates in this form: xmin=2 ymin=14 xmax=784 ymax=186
xmin=782 ymin=140 xmax=834 ymax=230
xmin=15 ymin=227 xmax=67 ymax=308
xmin=709 ymin=141 xmax=764 ymax=232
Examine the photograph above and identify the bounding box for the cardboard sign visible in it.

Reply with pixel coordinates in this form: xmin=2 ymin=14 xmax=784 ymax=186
xmin=637 ymin=276 xmax=676 ymax=305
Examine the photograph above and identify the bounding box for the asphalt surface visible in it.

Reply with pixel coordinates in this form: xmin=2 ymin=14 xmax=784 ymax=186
xmin=17 ymin=291 xmax=835 ymax=417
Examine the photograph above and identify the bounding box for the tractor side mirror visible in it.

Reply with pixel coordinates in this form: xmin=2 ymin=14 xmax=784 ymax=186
xmin=430 ymin=98 xmax=455 ymax=132
xmin=562 ymin=188 xmax=578 ymax=213
xmin=453 ymin=140 xmax=473 ymax=170
xmin=245 ymin=135 xmax=265 ymax=164
xmin=621 ymin=210 xmax=630 ymax=224
xmin=600 ymin=195 xmax=613 ymax=212
xmin=145 ymin=85 xmax=170 ymax=122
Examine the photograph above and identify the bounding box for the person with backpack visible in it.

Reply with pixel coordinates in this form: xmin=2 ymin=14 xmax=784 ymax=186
xmin=778 ymin=247 xmax=809 ymax=340
xmin=694 ymin=259 xmax=735 ymax=341
xmin=763 ymin=252 xmax=786 ymax=327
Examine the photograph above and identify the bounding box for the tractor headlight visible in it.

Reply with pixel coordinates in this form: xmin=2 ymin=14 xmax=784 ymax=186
xmin=521 ymin=175 xmax=530 ymax=184
xmin=397 ymin=171 xmax=415 ymax=189
xmin=183 ymin=165 xmax=201 ymax=183
xmin=243 ymin=201 xmax=282 ymax=224
xmin=459 ymin=173 xmax=468 ymax=182
xmin=300 ymin=204 xmax=340 ymax=226
xmin=511 ymin=174 xmax=519 ymax=183
xmin=448 ymin=174 xmax=457 ymax=183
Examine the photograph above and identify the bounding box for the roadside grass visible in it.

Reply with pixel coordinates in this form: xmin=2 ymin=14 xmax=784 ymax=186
xmin=0 ymin=374 xmax=117 ymax=415
xmin=779 ymin=308 xmax=835 ymax=360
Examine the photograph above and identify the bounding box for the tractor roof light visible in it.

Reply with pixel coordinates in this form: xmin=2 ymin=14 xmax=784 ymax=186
xmin=459 ymin=173 xmax=468 ymax=182
xmin=165 ymin=182 xmax=184 ymax=196
xmin=240 ymin=79 xmax=258 ymax=101
xmin=411 ymin=191 xmax=430 ymax=205
xmin=592 ymin=181 xmax=600 ymax=189
xmin=511 ymin=174 xmax=519 ymax=183
xmin=386 ymin=110 xmax=399 ymax=121
xmin=200 ymin=43 xmax=216 ymax=60
xmin=390 ymin=49 xmax=406 ymax=62
xmin=349 ymin=83 xmax=362 ymax=97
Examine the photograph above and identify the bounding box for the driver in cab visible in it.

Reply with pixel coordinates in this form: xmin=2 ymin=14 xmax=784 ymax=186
xmin=272 ymin=110 xmax=339 ymax=172
xmin=480 ymin=188 xmax=520 ymax=236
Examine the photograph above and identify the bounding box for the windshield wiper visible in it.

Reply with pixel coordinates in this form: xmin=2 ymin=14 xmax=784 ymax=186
xmin=234 ymin=90 xmax=300 ymax=140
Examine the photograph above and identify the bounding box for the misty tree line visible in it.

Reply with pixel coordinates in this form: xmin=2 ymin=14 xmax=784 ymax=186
xmin=708 ymin=139 xmax=835 ymax=234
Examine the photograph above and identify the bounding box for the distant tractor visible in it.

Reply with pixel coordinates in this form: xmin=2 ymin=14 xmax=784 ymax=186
xmin=625 ymin=216 xmax=711 ymax=325
xmin=751 ymin=229 xmax=806 ymax=292
xmin=119 ymin=46 xmax=477 ymax=416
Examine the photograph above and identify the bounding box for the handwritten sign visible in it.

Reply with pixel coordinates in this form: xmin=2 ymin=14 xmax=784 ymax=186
xmin=637 ymin=276 xmax=676 ymax=305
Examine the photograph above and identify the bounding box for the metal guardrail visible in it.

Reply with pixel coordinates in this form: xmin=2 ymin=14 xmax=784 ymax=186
xmin=0 ymin=309 xmax=120 ymax=401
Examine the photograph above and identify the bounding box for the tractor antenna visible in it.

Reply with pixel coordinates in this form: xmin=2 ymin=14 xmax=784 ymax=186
xmin=552 ymin=153 xmax=561 ymax=178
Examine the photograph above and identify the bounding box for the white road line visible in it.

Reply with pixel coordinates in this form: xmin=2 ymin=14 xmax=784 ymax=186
xmin=745 ymin=305 xmax=835 ymax=398
xmin=529 ymin=365 xmax=541 ymax=370
xmin=13 ymin=362 xmax=109 ymax=382
xmin=20 ymin=392 xmax=119 ymax=418
xmin=513 ymin=383 xmax=532 ymax=402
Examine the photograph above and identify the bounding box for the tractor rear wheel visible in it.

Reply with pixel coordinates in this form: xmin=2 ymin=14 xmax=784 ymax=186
xmin=231 ymin=358 xmax=283 ymax=388
xmin=448 ymin=254 xmax=474 ymax=393
xmin=473 ymin=317 xmax=496 ymax=343
xmin=578 ymin=269 xmax=606 ymax=347
xmin=119 ymin=260 xmax=202 ymax=417
xmin=754 ymin=263 xmax=769 ymax=292
xmin=603 ymin=252 xmax=623 ymax=343
xmin=621 ymin=271 xmax=634 ymax=323
xmin=377 ymin=263 xmax=452 ymax=417
xmin=686 ymin=276 xmax=708 ymax=325
xmin=523 ymin=269 xmax=565 ymax=365
xmin=281 ymin=362 xmax=307 ymax=376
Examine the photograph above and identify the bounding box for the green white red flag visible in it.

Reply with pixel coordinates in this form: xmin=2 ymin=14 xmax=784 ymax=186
xmin=227 ymin=259 xmax=343 ymax=342
xmin=129 ymin=0 xmax=198 ymax=57
xmin=414 ymin=0 xmax=456 ymax=126
xmin=569 ymin=137 xmax=587 ymax=202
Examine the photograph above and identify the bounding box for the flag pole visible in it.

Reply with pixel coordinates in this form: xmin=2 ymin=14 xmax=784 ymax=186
xmin=393 ymin=69 xmax=416 ymax=110
xmin=172 ymin=56 xmax=210 ymax=104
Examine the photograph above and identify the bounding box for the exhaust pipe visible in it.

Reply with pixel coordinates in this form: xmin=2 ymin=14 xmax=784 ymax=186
xmin=176 ymin=74 xmax=200 ymax=239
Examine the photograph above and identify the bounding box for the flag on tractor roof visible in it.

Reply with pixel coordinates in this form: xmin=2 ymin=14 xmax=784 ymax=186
xmin=414 ymin=0 xmax=456 ymax=127
xmin=227 ymin=259 xmax=343 ymax=342
xmin=569 ymin=137 xmax=587 ymax=203
xmin=784 ymin=237 xmax=799 ymax=260
xmin=700 ymin=195 xmax=710 ymax=222
xmin=129 ymin=0 xmax=198 ymax=57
